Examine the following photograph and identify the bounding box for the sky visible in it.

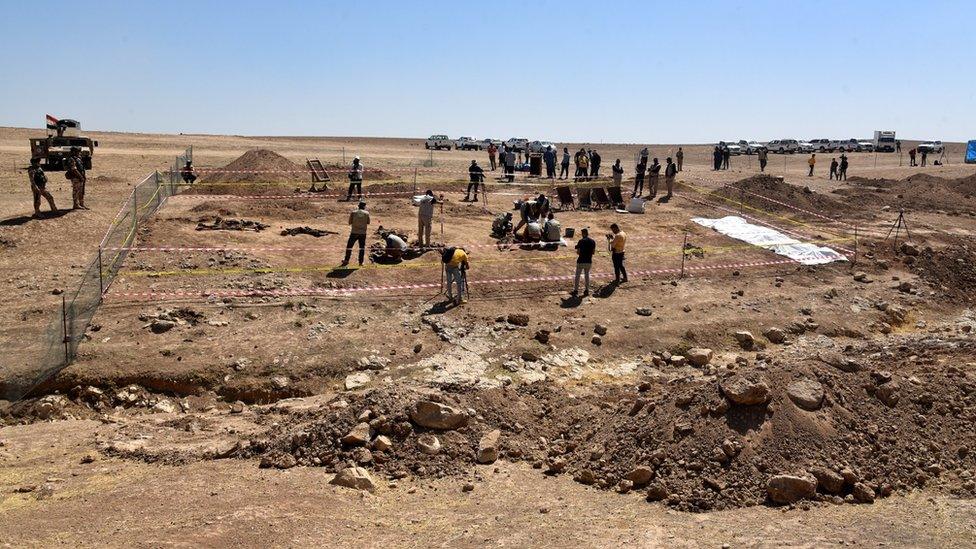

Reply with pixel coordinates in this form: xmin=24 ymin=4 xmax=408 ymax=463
xmin=1 ymin=0 xmax=973 ymax=143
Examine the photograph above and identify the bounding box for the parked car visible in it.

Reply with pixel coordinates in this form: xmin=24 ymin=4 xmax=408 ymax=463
xmin=503 ymin=138 xmax=529 ymax=152
xmin=857 ymin=140 xmax=874 ymax=153
xmin=527 ymin=140 xmax=557 ymax=154
xmin=918 ymin=140 xmax=944 ymax=154
xmin=425 ymin=135 xmax=453 ymax=150
xmin=455 ymin=137 xmax=483 ymax=150
xmin=809 ymin=139 xmax=833 ymax=152
xmin=797 ymin=141 xmax=815 ymax=153
xmin=482 ymin=138 xmax=503 ymax=150
xmin=830 ymin=139 xmax=862 ymax=152
xmin=766 ymin=139 xmax=799 ymax=154
xmin=737 ymin=140 xmax=765 ymax=155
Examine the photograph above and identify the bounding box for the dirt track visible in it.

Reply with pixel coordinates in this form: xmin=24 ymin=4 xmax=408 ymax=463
xmin=2 ymin=127 xmax=976 ymax=545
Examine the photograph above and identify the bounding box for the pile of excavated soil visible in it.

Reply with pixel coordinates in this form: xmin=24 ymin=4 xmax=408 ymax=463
xmin=199 ymin=149 xmax=307 ymax=185
xmin=714 ymin=175 xmax=857 ymax=220
xmin=318 ymin=162 xmax=396 ymax=182
xmin=838 ymin=174 xmax=976 ymax=215
xmin=252 ymin=337 xmax=976 ymax=512
xmin=913 ymin=242 xmax=976 ymax=303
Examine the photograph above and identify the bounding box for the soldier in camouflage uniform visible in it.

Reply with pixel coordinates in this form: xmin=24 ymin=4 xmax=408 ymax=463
xmin=65 ymin=147 xmax=88 ymax=209
xmin=27 ymin=157 xmax=58 ymax=216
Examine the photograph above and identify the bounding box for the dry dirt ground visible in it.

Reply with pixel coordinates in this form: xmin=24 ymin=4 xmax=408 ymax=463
xmin=2 ymin=127 xmax=976 ymax=546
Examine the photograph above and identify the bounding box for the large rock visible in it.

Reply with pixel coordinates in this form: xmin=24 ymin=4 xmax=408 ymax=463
xmin=852 ymin=482 xmax=876 ymax=503
xmin=341 ymin=422 xmax=372 ymax=446
xmin=787 ymin=379 xmax=825 ymax=411
xmin=767 ymin=474 xmax=817 ymax=504
xmin=476 ymin=429 xmax=501 ymax=464
xmin=417 ymin=434 xmax=442 ymax=455
xmin=763 ymin=327 xmax=786 ymax=344
xmin=687 ymin=348 xmax=713 ymax=367
xmin=809 ymin=466 xmax=845 ymax=494
xmin=720 ymin=375 xmax=771 ymax=406
xmin=344 ymin=372 xmax=371 ymax=391
xmin=733 ymin=331 xmax=755 ymax=349
xmin=625 ymin=466 xmax=654 ymax=487
xmin=410 ymin=400 xmax=469 ymax=430
xmin=330 ymin=466 xmax=376 ymax=493
xmin=507 ymin=313 xmax=529 ymax=326
xmin=149 ymin=319 xmax=176 ymax=334
xmin=875 ymin=382 xmax=900 ymax=407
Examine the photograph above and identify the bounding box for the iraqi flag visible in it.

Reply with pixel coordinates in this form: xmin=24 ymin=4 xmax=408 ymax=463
xmin=46 ymin=114 xmax=59 ymax=130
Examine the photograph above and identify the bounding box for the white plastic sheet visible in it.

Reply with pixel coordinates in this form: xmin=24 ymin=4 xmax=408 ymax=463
xmin=692 ymin=216 xmax=847 ymax=265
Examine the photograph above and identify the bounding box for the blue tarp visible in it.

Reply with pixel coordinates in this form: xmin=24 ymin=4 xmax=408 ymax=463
xmin=967 ymin=140 xmax=976 ymax=164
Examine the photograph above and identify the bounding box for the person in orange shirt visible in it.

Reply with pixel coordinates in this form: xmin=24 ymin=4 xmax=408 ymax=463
xmin=608 ymin=223 xmax=627 ymax=283
xmin=808 ymin=153 xmax=816 ymax=177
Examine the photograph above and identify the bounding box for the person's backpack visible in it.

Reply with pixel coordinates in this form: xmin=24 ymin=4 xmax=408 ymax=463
xmin=32 ymin=168 xmax=48 ymax=186
xmin=441 ymin=247 xmax=456 ymax=264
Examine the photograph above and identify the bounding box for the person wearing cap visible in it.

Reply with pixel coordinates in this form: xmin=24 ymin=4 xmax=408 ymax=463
xmin=65 ymin=147 xmax=87 ymax=209
xmin=341 ymin=201 xmax=370 ymax=267
xmin=346 ymin=156 xmax=364 ymax=201
xmin=444 ymin=246 xmax=469 ymax=304
xmin=416 ymin=189 xmax=437 ymax=247
xmin=571 ymin=228 xmax=596 ymax=297
xmin=465 ymin=160 xmax=485 ymax=201
xmin=27 ymin=157 xmax=57 ymax=216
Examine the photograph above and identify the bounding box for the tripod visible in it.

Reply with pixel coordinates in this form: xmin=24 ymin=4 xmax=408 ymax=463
xmin=883 ymin=209 xmax=912 ymax=252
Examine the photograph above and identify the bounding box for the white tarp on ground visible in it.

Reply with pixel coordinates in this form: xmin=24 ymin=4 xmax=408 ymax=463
xmin=692 ymin=216 xmax=847 ymax=265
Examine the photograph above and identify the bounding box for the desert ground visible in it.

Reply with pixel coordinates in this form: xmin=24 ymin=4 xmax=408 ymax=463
xmin=2 ymin=126 xmax=976 ymax=547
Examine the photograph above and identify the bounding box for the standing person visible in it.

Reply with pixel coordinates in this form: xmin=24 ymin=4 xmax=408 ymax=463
xmin=609 ymin=223 xmax=627 ymax=283
xmin=663 ymin=157 xmax=677 ymax=198
xmin=341 ymin=201 xmax=370 ymax=267
xmin=487 ymin=141 xmax=498 ymax=171
xmin=571 ymin=228 xmax=596 ymax=297
xmin=559 ymin=147 xmax=571 ymax=180
xmin=611 ymin=159 xmax=624 ymax=186
xmin=465 ymin=160 xmax=484 ymax=201
xmin=576 ymin=148 xmax=590 ymax=181
xmin=64 ymin=147 xmax=87 ymax=210
xmin=417 ymin=190 xmax=436 ymax=247
xmin=632 ymin=157 xmax=647 ymax=197
xmin=807 ymin=153 xmax=816 ymax=177
xmin=517 ymin=148 xmax=523 ymax=166
xmin=543 ymin=146 xmax=556 ymax=179
xmin=839 ymin=154 xmax=849 ymax=181
xmin=909 ymin=148 xmax=917 ymax=167
xmin=896 ymin=140 xmax=902 ymax=154
xmin=27 ymin=157 xmax=57 ymax=216
xmin=346 ymin=156 xmax=364 ymax=201
xmin=503 ymin=147 xmax=516 ymax=182
xmin=758 ymin=147 xmax=768 ymax=172
xmin=590 ymin=149 xmax=601 ymax=178
xmin=647 ymin=157 xmax=661 ymax=198
xmin=444 ymin=246 xmax=469 ymax=305
xmin=639 ymin=147 xmax=649 ymax=166
xmin=712 ymin=146 xmax=723 ymax=171
xmin=722 ymin=146 xmax=731 ymax=170
xmin=920 ymin=149 xmax=928 ymax=167
xmin=829 ymin=157 xmax=839 ymax=180
xmin=676 ymin=147 xmax=684 ymax=172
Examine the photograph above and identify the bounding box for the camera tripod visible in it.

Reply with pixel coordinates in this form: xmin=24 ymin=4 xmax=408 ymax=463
xmin=883 ymin=209 xmax=912 ymax=252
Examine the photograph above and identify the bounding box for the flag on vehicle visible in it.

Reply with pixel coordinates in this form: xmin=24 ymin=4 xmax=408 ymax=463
xmin=45 ymin=114 xmax=59 ymax=130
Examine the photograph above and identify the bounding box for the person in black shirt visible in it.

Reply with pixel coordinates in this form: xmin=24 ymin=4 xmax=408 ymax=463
xmin=722 ymin=146 xmax=731 ymax=170
xmin=839 ymin=154 xmax=849 ymax=180
xmin=633 ymin=158 xmax=647 ymax=197
xmin=27 ymin=157 xmax=57 ymax=216
xmin=713 ymin=146 xmax=722 ymax=170
xmin=572 ymin=228 xmax=596 ymax=296
xmin=465 ymin=160 xmax=485 ymax=201
xmin=590 ymin=150 xmax=601 ymax=178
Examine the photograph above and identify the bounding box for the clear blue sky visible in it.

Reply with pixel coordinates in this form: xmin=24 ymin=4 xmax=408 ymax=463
xmin=1 ymin=0 xmax=972 ymax=143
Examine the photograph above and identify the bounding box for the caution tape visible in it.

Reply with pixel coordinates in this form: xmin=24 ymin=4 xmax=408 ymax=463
xmin=105 ymin=257 xmax=805 ymax=301
xmin=722 ymin=183 xmax=856 ymax=228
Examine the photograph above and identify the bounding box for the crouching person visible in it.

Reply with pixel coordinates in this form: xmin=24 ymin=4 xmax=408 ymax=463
xmin=442 ymin=246 xmax=469 ymax=305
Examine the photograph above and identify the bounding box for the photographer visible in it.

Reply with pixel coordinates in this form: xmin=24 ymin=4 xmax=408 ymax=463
xmin=346 ymin=156 xmax=364 ymax=201
xmin=608 ymin=223 xmax=627 ymax=283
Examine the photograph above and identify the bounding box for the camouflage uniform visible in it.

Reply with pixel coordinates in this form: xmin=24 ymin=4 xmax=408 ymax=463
xmin=65 ymin=151 xmax=87 ymax=209
xmin=28 ymin=162 xmax=57 ymax=215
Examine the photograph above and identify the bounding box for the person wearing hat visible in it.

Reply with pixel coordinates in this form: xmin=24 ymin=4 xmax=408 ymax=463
xmin=465 ymin=160 xmax=484 ymax=201
xmin=27 ymin=157 xmax=57 ymax=216
xmin=341 ymin=200 xmax=370 ymax=267
xmin=65 ymin=147 xmax=87 ymax=209
xmin=416 ymin=189 xmax=437 ymax=247
xmin=346 ymin=156 xmax=364 ymax=201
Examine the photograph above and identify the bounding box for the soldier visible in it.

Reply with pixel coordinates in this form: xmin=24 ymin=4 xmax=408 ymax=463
xmin=647 ymin=157 xmax=661 ymax=199
xmin=465 ymin=160 xmax=484 ymax=201
xmin=65 ymin=147 xmax=88 ymax=210
xmin=829 ymin=157 xmax=839 ymax=180
xmin=28 ymin=158 xmax=57 ymax=216
xmin=676 ymin=147 xmax=684 ymax=172
xmin=839 ymin=154 xmax=849 ymax=181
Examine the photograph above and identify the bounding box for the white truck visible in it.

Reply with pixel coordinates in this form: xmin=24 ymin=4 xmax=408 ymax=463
xmin=425 ymin=135 xmax=453 ymax=150
xmin=503 ymin=138 xmax=529 ymax=152
xmin=766 ymin=139 xmax=799 ymax=154
xmin=873 ymin=131 xmax=896 ymax=153
xmin=455 ymin=137 xmax=483 ymax=150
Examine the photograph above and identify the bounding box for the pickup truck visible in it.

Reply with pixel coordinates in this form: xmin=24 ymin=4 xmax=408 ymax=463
xmin=809 ymin=139 xmax=832 ymax=152
xmin=425 ymin=135 xmax=453 ymax=150
xmin=917 ymin=141 xmax=944 ymax=154
xmin=503 ymin=138 xmax=529 ymax=152
xmin=455 ymin=137 xmax=483 ymax=151
xmin=766 ymin=139 xmax=799 ymax=154
xmin=527 ymin=140 xmax=557 ymax=154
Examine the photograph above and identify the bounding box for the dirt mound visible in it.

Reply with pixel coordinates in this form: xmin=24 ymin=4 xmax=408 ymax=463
xmin=715 ymin=175 xmax=856 ymax=220
xmin=319 ymin=162 xmax=396 ymax=181
xmin=834 ymin=173 xmax=976 ymax=215
xmin=252 ymin=338 xmax=976 ymax=512
xmin=912 ymin=243 xmax=976 ymax=303
xmin=199 ymin=149 xmax=306 ymax=185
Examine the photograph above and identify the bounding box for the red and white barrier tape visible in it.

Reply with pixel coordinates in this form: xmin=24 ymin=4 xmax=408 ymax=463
xmin=723 ymin=184 xmax=855 ymax=228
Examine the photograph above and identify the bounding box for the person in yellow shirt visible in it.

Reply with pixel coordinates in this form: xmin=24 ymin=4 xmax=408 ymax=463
xmin=609 ymin=223 xmax=627 ymax=283
xmin=444 ymin=247 xmax=469 ymax=304
xmin=808 ymin=153 xmax=816 ymax=177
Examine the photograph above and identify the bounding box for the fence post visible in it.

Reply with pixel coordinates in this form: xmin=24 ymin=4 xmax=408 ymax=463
xmin=98 ymin=247 xmax=104 ymax=297
xmin=132 ymin=189 xmax=137 ymax=234
xmin=852 ymin=225 xmax=858 ymax=267
xmin=155 ymin=171 xmax=162 ymax=209
xmin=413 ymin=167 xmax=418 ymax=194
xmin=61 ymin=294 xmax=69 ymax=362
xmin=679 ymin=233 xmax=688 ymax=278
